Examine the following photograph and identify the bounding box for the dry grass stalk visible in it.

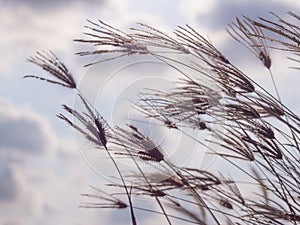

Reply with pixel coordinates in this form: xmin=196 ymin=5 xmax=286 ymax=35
xmin=25 ymin=11 xmax=300 ymax=225
xmin=24 ymin=50 xmax=76 ymax=88
xmin=227 ymin=16 xmax=271 ymax=69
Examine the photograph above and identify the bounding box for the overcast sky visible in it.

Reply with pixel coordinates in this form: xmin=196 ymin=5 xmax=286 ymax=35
xmin=1 ymin=0 xmax=300 ymax=225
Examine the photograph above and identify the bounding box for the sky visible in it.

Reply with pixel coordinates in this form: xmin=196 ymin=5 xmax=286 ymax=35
xmin=0 ymin=0 xmax=300 ymax=225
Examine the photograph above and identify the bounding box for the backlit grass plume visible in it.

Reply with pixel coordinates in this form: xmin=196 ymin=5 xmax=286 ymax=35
xmin=24 ymin=50 xmax=76 ymax=89
xmin=26 ymin=12 xmax=300 ymax=225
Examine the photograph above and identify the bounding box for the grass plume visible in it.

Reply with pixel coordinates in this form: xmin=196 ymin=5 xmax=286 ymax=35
xmin=25 ymin=11 xmax=300 ymax=225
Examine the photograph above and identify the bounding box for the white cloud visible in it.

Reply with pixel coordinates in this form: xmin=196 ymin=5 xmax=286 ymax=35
xmin=179 ymin=0 xmax=299 ymax=32
xmin=178 ymin=0 xmax=217 ymax=23
xmin=2 ymin=0 xmax=106 ymax=11
xmin=177 ymin=0 xmax=300 ymax=49
xmin=0 ymin=4 xmax=89 ymax=75
xmin=0 ymin=164 xmax=25 ymax=202
xmin=0 ymin=97 xmax=56 ymax=154
xmin=0 ymin=98 xmax=53 ymax=224
xmin=1 ymin=1 xmax=300 ymax=224
xmin=0 ymin=96 xmax=107 ymax=225
xmin=0 ymin=161 xmax=44 ymax=225
xmin=2 ymin=93 xmax=149 ymax=225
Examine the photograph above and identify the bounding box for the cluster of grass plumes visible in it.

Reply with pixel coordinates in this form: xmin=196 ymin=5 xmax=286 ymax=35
xmin=25 ymin=12 xmax=300 ymax=225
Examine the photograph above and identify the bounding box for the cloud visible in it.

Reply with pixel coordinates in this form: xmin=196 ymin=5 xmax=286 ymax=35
xmin=0 ymin=118 xmax=48 ymax=154
xmin=0 ymin=164 xmax=25 ymax=202
xmin=179 ymin=0 xmax=300 ymax=72
xmin=1 ymin=1 xmax=298 ymax=225
xmin=0 ymin=97 xmax=54 ymax=223
xmin=0 ymin=97 xmax=90 ymax=225
xmin=0 ymin=97 xmax=55 ymax=154
xmin=194 ymin=0 xmax=299 ymax=31
xmin=0 ymin=161 xmax=46 ymax=225
xmin=1 ymin=0 xmax=106 ymax=11
xmin=178 ymin=0 xmax=300 ymax=49
xmin=0 ymin=0 xmax=120 ymax=77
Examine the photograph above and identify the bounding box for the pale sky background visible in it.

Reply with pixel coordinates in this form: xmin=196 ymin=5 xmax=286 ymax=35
xmin=1 ymin=0 xmax=300 ymax=225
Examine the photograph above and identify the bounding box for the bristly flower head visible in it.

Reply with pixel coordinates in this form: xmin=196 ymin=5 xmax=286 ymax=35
xmin=227 ymin=16 xmax=272 ymax=69
xmin=80 ymin=185 xmax=127 ymax=209
xmin=57 ymin=94 xmax=109 ymax=149
xmin=112 ymin=124 xmax=164 ymax=162
xmin=25 ymin=13 xmax=300 ymax=225
xmin=74 ymin=20 xmax=148 ymax=66
xmin=24 ymin=50 xmax=77 ymax=89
